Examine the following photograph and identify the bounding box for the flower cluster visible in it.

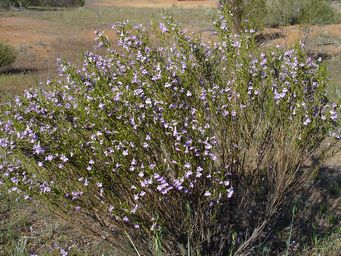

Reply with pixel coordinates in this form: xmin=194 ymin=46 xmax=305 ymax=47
xmin=0 ymin=13 xmax=339 ymax=255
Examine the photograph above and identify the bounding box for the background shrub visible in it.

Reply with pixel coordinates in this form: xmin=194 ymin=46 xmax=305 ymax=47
xmin=266 ymin=0 xmax=340 ymax=27
xmin=28 ymin=0 xmax=85 ymax=7
xmin=0 ymin=0 xmax=84 ymax=8
xmin=218 ymin=0 xmax=267 ymax=32
xmin=217 ymin=0 xmax=340 ymax=30
xmin=0 ymin=0 xmax=31 ymax=9
xmin=0 ymin=42 xmax=16 ymax=69
xmin=0 ymin=8 xmax=339 ymax=256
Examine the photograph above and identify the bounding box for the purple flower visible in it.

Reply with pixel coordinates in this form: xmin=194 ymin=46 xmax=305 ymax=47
xmin=204 ymin=191 xmax=211 ymax=197
xmin=33 ymin=143 xmax=45 ymax=155
xmin=60 ymin=155 xmax=69 ymax=163
xmin=184 ymin=163 xmax=191 ymax=169
xmin=303 ymin=118 xmax=311 ymax=126
xmin=45 ymin=154 xmax=54 ymax=161
xmin=159 ymin=23 xmax=168 ymax=33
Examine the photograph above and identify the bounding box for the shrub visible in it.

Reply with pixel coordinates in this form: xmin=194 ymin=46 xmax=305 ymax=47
xmin=0 ymin=43 xmax=16 ymax=69
xmin=0 ymin=0 xmax=10 ymax=9
xmin=218 ymin=0 xmax=267 ymax=32
xmin=0 ymin=9 xmax=339 ymax=255
xmin=0 ymin=0 xmax=32 ymax=9
xmin=217 ymin=0 xmax=339 ymax=32
xmin=28 ymin=0 xmax=85 ymax=7
xmin=266 ymin=0 xmax=340 ymax=27
xmin=0 ymin=0 xmax=85 ymax=8
xmin=297 ymin=0 xmax=340 ymax=25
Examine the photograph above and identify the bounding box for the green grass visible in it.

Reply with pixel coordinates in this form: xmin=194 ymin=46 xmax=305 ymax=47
xmin=300 ymin=227 xmax=341 ymax=256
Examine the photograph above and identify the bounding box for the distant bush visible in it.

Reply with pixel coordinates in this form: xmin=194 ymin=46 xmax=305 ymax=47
xmin=218 ymin=0 xmax=340 ymax=31
xmin=0 ymin=43 xmax=16 ymax=69
xmin=0 ymin=0 xmax=30 ymax=9
xmin=218 ymin=0 xmax=267 ymax=32
xmin=0 ymin=0 xmax=84 ymax=9
xmin=28 ymin=0 xmax=85 ymax=7
xmin=266 ymin=0 xmax=340 ymax=27
xmin=0 ymin=0 xmax=10 ymax=9
xmin=0 ymin=7 xmax=339 ymax=256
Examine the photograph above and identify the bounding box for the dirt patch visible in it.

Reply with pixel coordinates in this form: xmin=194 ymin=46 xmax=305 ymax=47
xmin=261 ymin=24 xmax=341 ymax=57
xmin=86 ymin=0 xmax=217 ymax=8
xmin=0 ymin=17 xmax=57 ymax=57
xmin=0 ymin=3 xmax=340 ymax=96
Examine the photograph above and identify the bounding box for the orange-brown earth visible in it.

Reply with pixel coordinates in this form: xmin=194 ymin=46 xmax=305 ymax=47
xmin=0 ymin=1 xmax=340 ymax=81
xmin=0 ymin=16 xmax=96 ymax=67
xmin=86 ymin=0 xmax=217 ymax=8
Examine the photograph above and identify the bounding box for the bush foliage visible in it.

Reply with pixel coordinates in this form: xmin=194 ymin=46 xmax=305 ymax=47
xmin=0 ymin=42 xmax=16 ymax=69
xmin=0 ymin=0 xmax=84 ymax=8
xmin=218 ymin=0 xmax=340 ymax=30
xmin=266 ymin=0 xmax=340 ymax=26
xmin=218 ymin=0 xmax=267 ymax=32
xmin=28 ymin=0 xmax=85 ymax=7
xmin=0 ymin=7 xmax=339 ymax=256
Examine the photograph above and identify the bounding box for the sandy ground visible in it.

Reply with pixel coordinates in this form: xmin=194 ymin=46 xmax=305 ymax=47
xmin=1 ymin=15 xmax=340 ymax=60
xmin=262 ymin=24 xmax=341 ymax=56
xmin=86 ymin=0 xmax=217 ymax=8
xmin=0 ymin=1 xmax=217 ymax=68
xmin=0 ymin=0 xmax=340 ymax=86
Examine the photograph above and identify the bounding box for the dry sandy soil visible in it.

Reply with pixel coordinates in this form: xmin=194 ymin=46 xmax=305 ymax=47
xmin=86 ymin=0 xmax=217 ymax=8
xmin=0 ymin=0 xmax=340 ymax=75
xmin=0 ymin=0 xmax=340 ymax=95
xmin=0 ymin=1 xmax=216 ymax=82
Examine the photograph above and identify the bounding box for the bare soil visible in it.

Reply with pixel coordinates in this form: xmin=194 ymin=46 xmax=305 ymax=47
xmin=86 ymin=0 xmax=217 ymax=8
xmin=0 ymin=1 xmax=340 ymax=79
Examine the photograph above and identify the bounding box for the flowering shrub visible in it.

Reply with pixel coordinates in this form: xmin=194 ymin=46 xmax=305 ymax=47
xmin=0 ymin=10 xmax=339 ymax=255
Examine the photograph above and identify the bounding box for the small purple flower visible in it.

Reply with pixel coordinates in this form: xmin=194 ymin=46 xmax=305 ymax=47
xmin=227 ymin=188 xmax=234 ymax=198
xmin=45 ymin=154 xmax=54 ymax=161
xmin=303 ymin=118 xmax=311 ymax=126
xmin=204 ymin=191 xmax=211 ymax=197
xmin=159 ymin=23 xmax=168 ymax=33
xmin=60 ymin=155 xmax=69 ymax=163
xmin=60 ymin=248 xmax=68 ymax=256
xmin=33 ymin=143 xmax=45 ymax=155
xmin=185 ymin=171 xmax=192 ymax=178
